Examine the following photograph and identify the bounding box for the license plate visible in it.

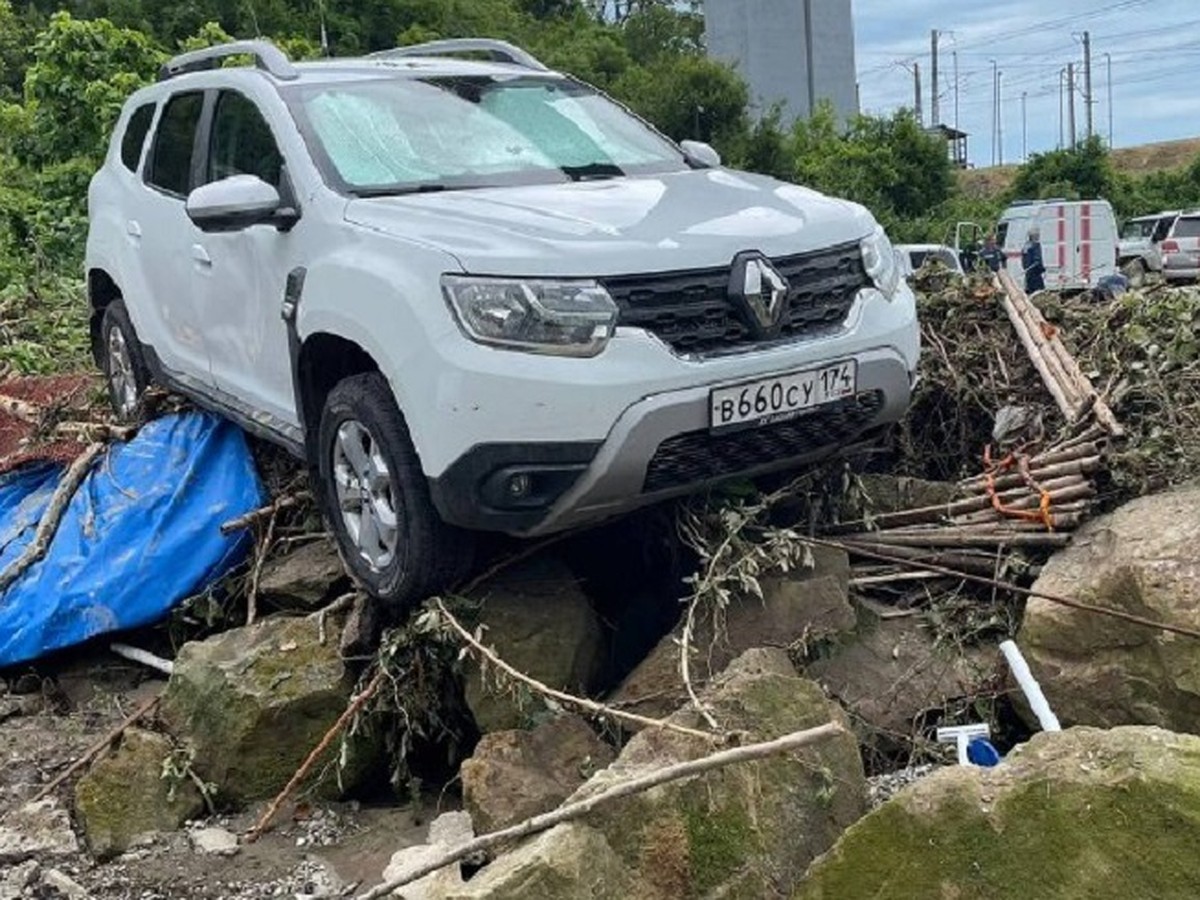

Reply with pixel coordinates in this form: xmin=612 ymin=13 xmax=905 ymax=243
xmin=709 ymin=361 xmax=857 ymax=433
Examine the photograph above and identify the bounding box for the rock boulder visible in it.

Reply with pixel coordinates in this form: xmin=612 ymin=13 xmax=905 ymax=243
xmin=461 ymin=715 xmax=615 ymax=833
xmin=0 ymin=798 xmax=79 ymax=865
xmin=161 ymin=614 xmax=379 ymax=804
xmin=463 ymin=559 xmax=604 ymax=733
xmin=458 ymin=648 xmax=867 ymax=899
xmin=797 ymin=726 xmax=1200 ymax=899
xmin=74 ymin=728 xmax=205 ymax=859
xmin=610 ymin=546 xmax=854 ymax=722
xmin=1019 ymin=487 xmax=1200 ymax=733
xmin=257 ymin=538 xmax=346 ymax=609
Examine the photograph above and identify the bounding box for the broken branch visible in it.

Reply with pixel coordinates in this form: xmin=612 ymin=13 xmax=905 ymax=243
xmin=220 ymin=491 xmax=310 ymax=535
xmin=244 ymin=667 xmax=386 ymax=843
xmin=28 ymin=694 xmax=160 ymax=807
xmin=355 ymin=721 xmax=844 ymax=900
xmin=435 ymin=598 xmax=719 ymax=742
xmin=0 ymin=442 xmax=105 ymax=595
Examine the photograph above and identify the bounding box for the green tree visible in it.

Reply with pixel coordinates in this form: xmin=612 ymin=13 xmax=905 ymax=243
xmin=1009 ymin=136 xmax=1116 ymax=204
xmin=611 ymin=53 xmax=748 ymax=149
xmin=16 ymin=12 xmax=164 ymax=166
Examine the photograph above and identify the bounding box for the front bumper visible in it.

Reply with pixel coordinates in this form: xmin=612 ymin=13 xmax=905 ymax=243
xmin=428 ymin=344 xmax=914 ymax=535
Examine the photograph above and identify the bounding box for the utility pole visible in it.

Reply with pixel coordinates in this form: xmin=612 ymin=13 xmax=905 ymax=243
xmin=1083 ymin=30 xmax=1094 ymax=139
xmin=991 ymin=59 xmax=999 ymax=166
xmin=1058 ymin=68 xmax=1065 ymax=149
xmin=998 ymin=70 xmax=1004 ymax=165
xmin=1067 ymin=62 xmax=1077 ymax=148
xmin=1022 ymin=91 xmax=1028 ymax=161
xmin=931 ymin=29 xmax=940 ymax=126
xmin=953 ymin=50 xmax=960 ymax=129
xmin=914 ymin=62 xmax=922 ymax=126
xmin=1105 ymin=51 xmax=1114 ymax=146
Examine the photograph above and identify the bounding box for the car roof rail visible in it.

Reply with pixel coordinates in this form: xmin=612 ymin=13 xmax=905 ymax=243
xmin=370 ymin=38 xmax=548 ymax=72
xmin=160 ymin=39 xmax=299 ymax=82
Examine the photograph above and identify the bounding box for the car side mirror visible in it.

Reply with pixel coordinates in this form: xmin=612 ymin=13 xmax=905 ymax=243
xmin=186 ymin=175 xmax=283 ymax=232
xmin=680 ymin=140 xmax=721 ymax=169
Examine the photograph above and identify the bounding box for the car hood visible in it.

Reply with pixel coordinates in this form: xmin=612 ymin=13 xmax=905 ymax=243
xmin=343 ymin=169 xmax=876 ymax=277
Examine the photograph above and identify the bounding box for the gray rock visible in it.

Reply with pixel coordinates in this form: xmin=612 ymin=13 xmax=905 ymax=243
xmin=442 ymin=824 xmax=633 ymax=900
xmin=799 ymin=726 xmax=1200 ymax=899
xmin=460 ymin=648 xmax=867 ymax=899
xmin=461 ymin=715 xmax=615 ymax=834
xmin=189 ymin=826 xmax=239 ymax=856
xmin=1019 ymin=486 xmax=1200 ymax=733
xmin=74 ymin=728 xmax=205 ymax=860
xmin=40 ymin=868 xmax=90 ymax=899
xmin=0 ymin=859 xmax=39 ymax=898
xmin=161 ymin=614 xmax=382 ymax=804
xmin=382 ymin=811 xmax=474 ymax=899
xmin=463 ymin=559 xmax=604 ymax=733
xmin=609 ymin=545 xmax=854 ymax=722
xmin=806 ymin=614 xmax=994 ymax=750
xmin=0 ymin=798 xmax=79 ymax=865
xmin=258 ymin=539 xmax=345 ymax=608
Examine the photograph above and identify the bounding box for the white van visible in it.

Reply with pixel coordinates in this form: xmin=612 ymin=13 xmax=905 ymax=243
xmin=995 ymin=200 xmax=1119 ymax=291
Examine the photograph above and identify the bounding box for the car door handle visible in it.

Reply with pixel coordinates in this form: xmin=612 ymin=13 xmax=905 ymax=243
xmin=125 ymin=220 xmax=142 ymax=240
xmin=191 ymin=244 xmax=212 ymax=267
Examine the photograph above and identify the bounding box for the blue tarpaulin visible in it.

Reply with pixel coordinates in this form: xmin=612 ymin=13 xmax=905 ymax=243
xmin=0 ymin=412 xmax=265 ymax=667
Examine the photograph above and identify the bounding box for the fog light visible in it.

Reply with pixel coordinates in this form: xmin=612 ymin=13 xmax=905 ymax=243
xmin=506 ymin=473 xmax=532 ymax=499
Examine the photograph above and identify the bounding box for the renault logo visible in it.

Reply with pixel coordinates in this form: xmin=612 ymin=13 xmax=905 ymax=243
xmin=729 ymin=252 xmax=789 ymax=338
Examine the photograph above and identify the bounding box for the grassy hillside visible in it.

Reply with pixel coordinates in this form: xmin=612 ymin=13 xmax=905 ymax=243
xmin=959 ymin=136 xmax=1200 ymax=199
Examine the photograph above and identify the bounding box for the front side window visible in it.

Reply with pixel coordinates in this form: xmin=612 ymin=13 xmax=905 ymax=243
xmin=147 ymin=92 xmax=204 ymax=196
xmin=285 ymin=76 xmax=686 ymax=194
xmin=208 ymin=91 xmax=284 ymax=187
xmin=120 ymin=103 xmax=156 ymax=172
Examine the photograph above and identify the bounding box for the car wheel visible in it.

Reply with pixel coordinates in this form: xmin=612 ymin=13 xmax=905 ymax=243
xmin=315 ymin=372 xmax=472 ymax=612
xmin=1121 ymin=258 xmax=1146 ymax=288
xmin=99 ymin=299 xmax=151 ymax=421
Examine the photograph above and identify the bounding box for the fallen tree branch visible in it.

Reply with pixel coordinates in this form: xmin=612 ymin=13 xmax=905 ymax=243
xmin=813 ymin=536 xmax=1200 ymax=641
xmin=244 ymin=668 xmax=386 ymax=843
xmin=28 ymin=694 xmax=160 ymax=806
xmin=0 ymin=442 xmax=105 ymax=595
xmin=355 ymin=721 xmax=844 ymax=900
xmin=220 ymin=491 xmax=310 ymax=535
xmin=435 ymin=598 xmax=719 ymax=742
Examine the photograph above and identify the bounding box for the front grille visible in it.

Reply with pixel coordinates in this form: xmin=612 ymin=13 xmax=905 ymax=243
xmin=603 ymin=242 xmax=870 ymax=355
xmin=643 ymin=391 xmax=883 ymax=493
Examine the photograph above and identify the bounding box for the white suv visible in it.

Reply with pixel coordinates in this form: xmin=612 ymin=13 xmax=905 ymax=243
xmin=85 ymin=39 xmax=920 ymax=607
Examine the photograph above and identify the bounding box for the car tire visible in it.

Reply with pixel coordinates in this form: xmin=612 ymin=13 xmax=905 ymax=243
xmin=315 ymin=372 xmax=472 ymax=612
xmin=1122 ymin=258 xmax=1146 ymax=288
xmin=99 ymin=299 xmax=152 ymax=421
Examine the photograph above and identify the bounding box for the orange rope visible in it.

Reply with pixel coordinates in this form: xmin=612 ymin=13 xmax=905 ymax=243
xmin=982 ymin=445 xmax=1056 ymax=531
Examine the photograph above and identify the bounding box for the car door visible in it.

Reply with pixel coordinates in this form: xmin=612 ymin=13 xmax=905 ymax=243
xmin=191 ymin=88 xmax=298 ymax=427
xmin=135 ymin=90 xmax=212 ymax=381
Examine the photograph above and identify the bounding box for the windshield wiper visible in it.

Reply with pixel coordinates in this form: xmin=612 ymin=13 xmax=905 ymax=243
xmin=351 ymin=183 xmax=453 ymax=198
xmin=561 ymin=163 xmax=624 ymax=182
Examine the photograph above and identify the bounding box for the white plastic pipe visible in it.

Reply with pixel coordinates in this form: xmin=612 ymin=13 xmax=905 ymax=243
xmin=1001 ymin=639 xmax=1061 ymax=732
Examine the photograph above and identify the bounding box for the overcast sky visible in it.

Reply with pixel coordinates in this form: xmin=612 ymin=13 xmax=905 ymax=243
xmin=853 ymin=0 xmax=1198 ymax=167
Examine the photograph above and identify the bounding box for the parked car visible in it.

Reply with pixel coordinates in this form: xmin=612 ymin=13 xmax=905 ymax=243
xmin=993 ymin=199 xmax=1119 ymax=291
xmin=85 ymin=38 xmax=920 ymax=608
xmin=1118 ymin=210 xmax=1178 ymax=286
xmin=1161 ymin=211 xmax=1200 ymax=283
xmin=896 ymin=244 xmax=964 ymax=279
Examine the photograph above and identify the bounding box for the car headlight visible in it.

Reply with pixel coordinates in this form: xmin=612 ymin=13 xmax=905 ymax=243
xmin=442 ymin=275 xmax=619 ymax=357
xmin=861 ymin=225 xmax=901 ymax=299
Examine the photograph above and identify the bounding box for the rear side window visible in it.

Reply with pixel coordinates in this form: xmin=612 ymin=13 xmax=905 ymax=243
xmin=1173 ymin=217 xmax=1200 ymax=239
xmin=120 ymin=103 xmax=155 ymax=172
xmin=208 ymin=91 xmax=283 ymax=187
xmin=147 ymin=92 xmax=204 ymax=196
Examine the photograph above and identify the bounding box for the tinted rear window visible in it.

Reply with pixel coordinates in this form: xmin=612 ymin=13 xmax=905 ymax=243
xmin=120 ymin=103 xmax=155 ymax=172
xmin=148 ymin=92 xmax=204 ymax=196
xmin=1174 ymin=217 xmax=1200 ymax=239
